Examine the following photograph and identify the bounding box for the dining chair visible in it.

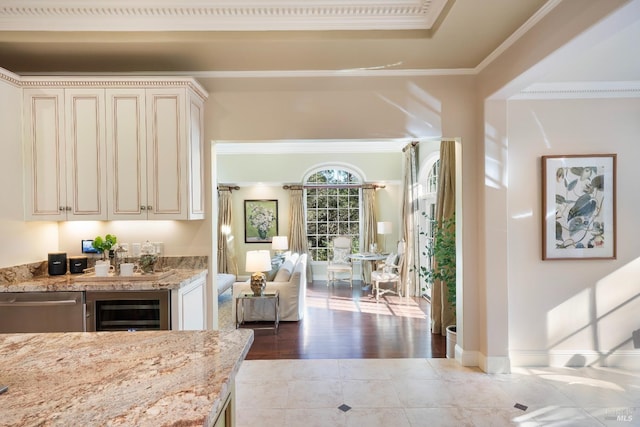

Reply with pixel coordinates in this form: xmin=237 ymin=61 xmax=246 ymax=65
xmin=370 ymin=241 xmax=404 ymax=301
xmin=326 ymin=236 xmax=353 ymax=287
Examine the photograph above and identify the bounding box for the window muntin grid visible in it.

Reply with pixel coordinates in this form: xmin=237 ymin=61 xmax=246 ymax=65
xmin=305 ymin=168 xmax=361 ymax=261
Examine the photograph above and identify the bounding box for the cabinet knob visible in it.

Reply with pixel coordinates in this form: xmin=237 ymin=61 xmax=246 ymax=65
xmin=140 ymin=206 xmax=146 ymax=210
xmin=59 ymin=206 xmax=65 ymax=211
xmin=147 ymin=205 xmax=153 ymax=211
xmin=66 ymin=206 xmax=72 ymax=211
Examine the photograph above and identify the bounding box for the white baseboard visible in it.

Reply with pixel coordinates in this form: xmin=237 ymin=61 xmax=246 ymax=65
xmin=456 ymin=345 xmax=478 ymax=367
xmin=510 ymin=350 xmax=640 ymax=370
xmin=455 ymin=346 xmax=511 ymax=373
xmin=477 ymin=353 xmax=512 ymax=374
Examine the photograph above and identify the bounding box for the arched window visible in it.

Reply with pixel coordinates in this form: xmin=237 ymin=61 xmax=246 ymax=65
xmin=305 ymin=167 xmax=361 ymax=261
xmin=418 ymin=155 xmax=440 ymax=298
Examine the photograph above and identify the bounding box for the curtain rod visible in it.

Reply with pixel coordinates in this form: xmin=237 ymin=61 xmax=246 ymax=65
xmin=283 ymin=183 xmax=385 ymax=190
xmin=402 ymin=140 xmax=419 ymax=152
xmin=217 ymin=184 xmax=240 ymax=191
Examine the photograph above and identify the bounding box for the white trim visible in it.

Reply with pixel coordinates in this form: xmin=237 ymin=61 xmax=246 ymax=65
xmin=301 ymin=162 xmax=366 ymax=185
xmin=475 ymin=0 xmax=562 ymax=73
xmin=477 ymin=352 xmax=512 ymax=374
xmin=0 ymin=0 xmax=450 ymax=32
xmin=510 ymin=350 xmax=640 ymax=370
xmin=512 ymin=81 xmax=640 ymax=100
xmin=457 ymin=347 xmax=479 ymax=368
xmin=214 ymin=139 xmax=409 ymax=155
xmin=0 ymin=67 xmax=21 ymax=86
xmin=19 ymin=68 xmax=477 ymax=79
xmin=187 ymin=69 xmax=476 ymax=79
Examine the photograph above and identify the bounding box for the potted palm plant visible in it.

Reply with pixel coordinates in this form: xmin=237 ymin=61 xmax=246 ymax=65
xmin=418 ymin=213 xmax=456 ymax=357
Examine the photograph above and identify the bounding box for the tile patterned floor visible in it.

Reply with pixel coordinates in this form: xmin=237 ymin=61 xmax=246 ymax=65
xmin=235 ymin=358 xmax=640 ymax=427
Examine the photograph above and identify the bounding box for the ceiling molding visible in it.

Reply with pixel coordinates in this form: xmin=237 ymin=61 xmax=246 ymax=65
xmin=7 ymin=73 xmax=209 ymax=100
xmin=214 ymin=139 xmax=416 ymax=154
xmin=0 ymin=68 xmax=21 ymax=87
xmin=0 ymin=0 xmax=450 ymax=31
xmin=475 ymin=0 xmax=561 ymax=73
xmin=513 ymin=81 xmax=640 ymax=99
xmin=17 ymin=68 xmax=477 ymax=79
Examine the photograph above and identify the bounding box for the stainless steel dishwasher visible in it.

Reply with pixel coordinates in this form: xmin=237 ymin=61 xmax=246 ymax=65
xmin=0 ymin=291 xmax=85 ymax=333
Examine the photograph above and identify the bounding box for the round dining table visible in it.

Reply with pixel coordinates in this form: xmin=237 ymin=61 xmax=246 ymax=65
xmin=349 ymin=252 xmax=388 ymax=286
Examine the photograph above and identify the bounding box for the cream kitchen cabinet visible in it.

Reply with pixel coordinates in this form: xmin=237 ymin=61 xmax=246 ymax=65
xmin=171 ymin=272 xmax=207 ymax=330
xmin=23 ymin=77 xmax=207 ymax=221
xmin=107 ymin=87 xmax=206 ymax=220
xmin=23 ymin=88 xmax=108 ymax=220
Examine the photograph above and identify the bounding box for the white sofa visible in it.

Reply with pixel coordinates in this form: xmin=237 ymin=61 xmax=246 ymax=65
xmin=232 ymin=253 xmax=307 ymax=322
xmin=217 ymin=273 xmax=236 ymax=296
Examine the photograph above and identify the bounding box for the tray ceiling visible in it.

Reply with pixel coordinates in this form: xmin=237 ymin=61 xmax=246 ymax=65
xmin=0 ymin=0 xmax=451 ymax=31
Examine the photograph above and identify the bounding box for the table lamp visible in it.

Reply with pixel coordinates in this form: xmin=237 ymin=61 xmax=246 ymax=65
xmin=271 ymin=236 xmax=288 ymax=255
xmin=377 ymin=221 xmax=392 ymax=253
xmin=246 ymin=250 xmax=272 ymax=296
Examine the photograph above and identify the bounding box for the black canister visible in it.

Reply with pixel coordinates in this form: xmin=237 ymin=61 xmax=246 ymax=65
xmin=48 ymin=252 xmax=67 ymax=276
xmin=68 ymin=256 xmax=88 ymax=274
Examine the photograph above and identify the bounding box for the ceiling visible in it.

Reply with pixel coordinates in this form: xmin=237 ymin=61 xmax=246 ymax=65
xmin=0 ymin=0 xmax=549 ymax=74
xmin=0 ymin=0 xmax=638 ymax=92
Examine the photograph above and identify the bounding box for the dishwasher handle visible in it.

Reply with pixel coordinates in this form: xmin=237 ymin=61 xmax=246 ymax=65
xmin=0 ymin=299 xmax=80 ymax=307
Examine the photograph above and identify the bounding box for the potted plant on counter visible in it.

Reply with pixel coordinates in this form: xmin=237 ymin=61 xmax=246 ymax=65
xmin=92 ymin=234 xmax=118 ymax=261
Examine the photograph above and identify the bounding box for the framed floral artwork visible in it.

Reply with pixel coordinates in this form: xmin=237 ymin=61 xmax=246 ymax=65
xmin=541 ymin=154 xmax=616 ymax=260
xmin=244 ymin=199 xmax=278 ymax=243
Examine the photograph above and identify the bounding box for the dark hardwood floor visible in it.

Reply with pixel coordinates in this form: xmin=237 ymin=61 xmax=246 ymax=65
xmin=243 ymin=280 xmax=446 ymax=360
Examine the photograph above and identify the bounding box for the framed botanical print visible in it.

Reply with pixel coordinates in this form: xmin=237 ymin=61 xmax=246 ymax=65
xmin=244 ymin=199 xmax=278 ymax=243
xmin=541 ymin=154 xmax=616 ymax=260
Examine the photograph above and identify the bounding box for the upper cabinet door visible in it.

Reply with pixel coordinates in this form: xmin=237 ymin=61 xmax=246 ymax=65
xmin=106 ymin=89 xmax=147 ymax=220
xmin=64 ymin=88 xmax=107 ymax=220
xmin=187 ymin=94 xmax=205 ymax=220
xmin=146 ymin=89 xmax=188 ymax=220
xmin=23 ymin=88 xmax=66 ymax=220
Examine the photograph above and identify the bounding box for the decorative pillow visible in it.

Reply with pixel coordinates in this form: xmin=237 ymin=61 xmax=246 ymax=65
xmin=332 ymin=247 xmax=350 ymax=264
xmin=273 ymin=259 xmax=295 ymax=282
xmin=265 ymin=264 xmax=280 ymax=281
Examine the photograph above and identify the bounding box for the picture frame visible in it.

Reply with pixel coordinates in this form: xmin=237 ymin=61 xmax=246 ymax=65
xmin=244 ymin=199 xmax=278 ymax=243
xmin=541 ymin=154 xmax=616 ymax=260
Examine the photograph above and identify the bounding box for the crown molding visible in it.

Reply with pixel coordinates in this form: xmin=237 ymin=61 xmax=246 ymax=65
xmin=214 ymin=139 xmax=414 ymax=154
xmin=513 ymin=81 xmax=640 ymax=99
xmin=0 ymin=0 xmax=450 ymax=31
xmin=4 ymin=72 xmax=209 ymax=100
xmin=476 ymin=0 xmax=561 ymax=73
xmin=19 ymin=68 xmax=476 ymax=79
xmin=0 ymin=67 xmax=21 ymax=87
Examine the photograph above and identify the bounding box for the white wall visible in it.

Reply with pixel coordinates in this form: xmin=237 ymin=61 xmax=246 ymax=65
xmin=507 ymin=97 xmax=640 ymax=368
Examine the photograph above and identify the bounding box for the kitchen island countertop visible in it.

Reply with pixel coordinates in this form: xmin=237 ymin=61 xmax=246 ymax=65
xmin=0 ymin=329 xmax=253 ymax=426
xmin=0 ymin=268 xmax=207 ymax=292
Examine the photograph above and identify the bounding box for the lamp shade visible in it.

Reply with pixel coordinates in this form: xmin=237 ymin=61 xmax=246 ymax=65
xmin=271 ymin=235 xmax=288 ymax=251
xmin=377 ymin=221 xmax=392 ymax=234
xmin=245 ymin=250 xmax=272 ymax=273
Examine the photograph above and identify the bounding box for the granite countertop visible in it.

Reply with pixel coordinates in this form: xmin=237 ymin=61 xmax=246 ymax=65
xmin=0 ymin=269 xmax=207 ymax=292
xmin=0 ymin=329 xmax=254 ymax=426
